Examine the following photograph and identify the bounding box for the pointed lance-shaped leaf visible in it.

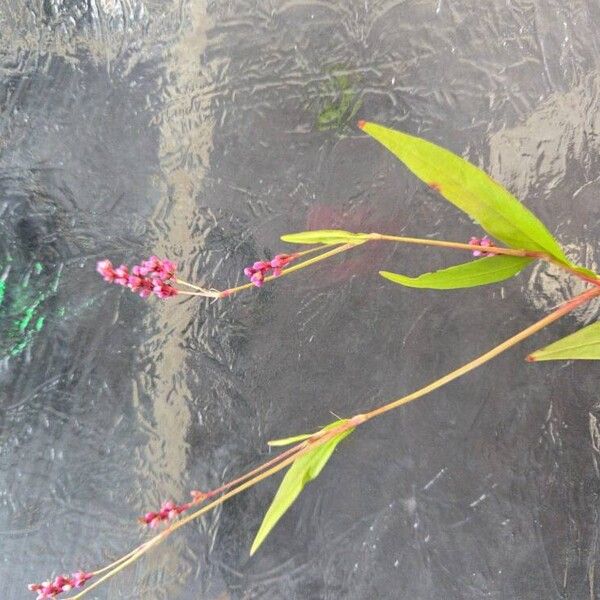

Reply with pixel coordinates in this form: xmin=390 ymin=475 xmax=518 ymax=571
xmin=380 ymin=255 xmax=532 ymax=290
xmin=250 ymin=426 xmax=353 ymax=556
xmin=358 ymin=121 xmax=570 ymax=264
xmin=268 ymin=419 xmax=348 ymax=447
xmin=528 ymin=321 xmax=600 ymax=361
xmin=281 ymin=229 xmax=369 ymax=245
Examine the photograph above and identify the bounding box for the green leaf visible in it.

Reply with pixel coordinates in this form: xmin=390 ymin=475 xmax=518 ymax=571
xmin=281 ymin=229 xmax=369 ymax=245
xmin=359 ymin=121 xmax=570 ymax=263
xmin=268 ymin=419 xmax=347 ymax=447
xmin=380 ymin=256 xmax=532 ymax=290
xmin=250 ymin=425 xmax=353 ymax=556
xmin=528 ymin=321 xmax=600 ymax=361
xmin=317 ymin=106 xmax=341 ymax=128
xmin=268 ymin=433 xmax=314 ymax=447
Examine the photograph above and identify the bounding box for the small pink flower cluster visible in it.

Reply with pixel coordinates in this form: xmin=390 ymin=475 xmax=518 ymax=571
xmin=469 ymin=235 xmax=494 ymax=257
xmin=139 ymin=491 xmax=207 ymax=528
xmin=28 ymin=572 xmax=93 ymax=599
xmin=140 ymin=500 xmax=192 ymax=528
xmin=244 ymin=254 xmax=295 ymax=287
xmin=96 ymin=256 xmax=178 ymax=299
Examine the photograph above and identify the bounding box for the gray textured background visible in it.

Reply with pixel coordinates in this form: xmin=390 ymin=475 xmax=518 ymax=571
xmin=1 ymin=1 xmax=600 ymax=598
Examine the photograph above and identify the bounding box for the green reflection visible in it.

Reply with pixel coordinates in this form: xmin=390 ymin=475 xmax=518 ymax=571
xmin=315 ymin=68 xmax=362 ymax=132
xmin=0 ymin=259 xmax=61 ymax=358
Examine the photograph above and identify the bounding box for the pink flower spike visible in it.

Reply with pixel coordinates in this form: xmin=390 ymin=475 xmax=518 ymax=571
xmin=98 ymin=256 xmax=179 ymax=299
xmin=244 ymin=253 xmax=296 ymax=285
xmin=28 ymin=571 xmax=93 ymax=598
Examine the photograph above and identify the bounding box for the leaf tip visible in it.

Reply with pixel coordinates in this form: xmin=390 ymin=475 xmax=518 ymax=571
xmin=525 ymin=353 xmax=536 ymax=363
xmin=357 ymin=119 xmax=366 ymax=130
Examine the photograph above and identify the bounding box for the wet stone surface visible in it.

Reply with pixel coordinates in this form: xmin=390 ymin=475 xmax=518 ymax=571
xmin=1 ymin=1 xmax=600 ymax=599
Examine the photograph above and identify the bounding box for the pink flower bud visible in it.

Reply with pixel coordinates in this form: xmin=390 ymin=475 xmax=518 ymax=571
xmin=71 ymin=571 xmax=93 ymax=587
xmin=127 ymin=275 xmax=142 ymax=291
xmin=153 ymin=283 xmax=178 ymax=299
xmin=469 ymin=235 xmax=494 ymax=257
xmin=161 ymin=259 xmax=176 ymax=277
xmin=270 ymin=254 xmax=292 ymax=269
xmin=96 ymin=259 xmax=116 ymax=282
xmin=113 ymin=265 xmax=129 ymax=285
xmin=250 ymin=272 xmax=264 ymax=287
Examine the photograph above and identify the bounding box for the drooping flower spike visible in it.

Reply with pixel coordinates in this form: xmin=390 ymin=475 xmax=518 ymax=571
xmin=96 ymin=257 xmax=179 ymax=299
xmin=140 ymin=500 xmax=191 ymax=528
xmin=244 ymin=253 xmax=296 ymax=287
xmin=28 ymin=571 xmax=93 ymax=599
xmin=139 ymin=490 xmax=211 ymax=528
xmin=97 ymin=257 xmax=223 ymax=299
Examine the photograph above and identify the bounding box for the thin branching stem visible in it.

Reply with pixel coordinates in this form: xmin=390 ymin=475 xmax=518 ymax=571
xmin=367 ymin=233 xmax=600 ymax=286
xmin=220 ymin=241 xmax=366 ymax=296
xmin=188 ymin=232 xmax=599 ymax=301
xmin=65 ymin=285 xmax=600 ymax=598
xmin=363 ymin=285 xmax=600 ymax=420
xmin=367 ymin=232 xmax=529 ymax=257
